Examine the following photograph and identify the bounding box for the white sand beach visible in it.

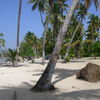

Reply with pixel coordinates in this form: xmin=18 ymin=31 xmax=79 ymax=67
xmin=0 ymin=58 xmax=100 ymax=100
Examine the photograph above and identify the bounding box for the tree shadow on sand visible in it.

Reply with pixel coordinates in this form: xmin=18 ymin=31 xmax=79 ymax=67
xmin=55 ymin=89 xmax=100 ymax=100
xmin=0 ymin=63 xmax=31 ymax=68
xmin=0 ymin=85 xmax=100 ymax=100
xmin=53 ymin=69 xmax=79 ymax=84
xmin=31 ymin=68 xmax=79 ymax=85
xmin=70 ymin=60 xmax=86 ymax=63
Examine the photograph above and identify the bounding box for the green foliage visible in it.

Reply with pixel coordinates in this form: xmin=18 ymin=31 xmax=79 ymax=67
xmin=81 ymin=41 xmax=100 ymax=57
xmin=19 ymin=42 xmax=35 ymax=59
xmin=75 ymin=3 xmax=87 ymax=21
xmin=0 ymin=33 xmax=5 ymax=47
xmin=20 ymin=31 xmax=42 ymax=59
xmin=70 ymin=53 xmax=75 ymax=59
xmin=45 ymin=42 xmax=55 ymax=56
xmin=27 ymin=1 xmax=100 ymax=60
xmin=82 ymin=40 xmax=93 ymax=57
xmin=64 ymin=56 xmax=71 ymax=62
xmin=92 ymin=42 xmax=100 ymax=57
xmin=28 ymin=0 xmax=45 ymax=12
xmin=7 ymin=49 xmax=16 ymax=61
xmin=7 ymin=49 xmax=17 ymax=66
xmin=24 ymin=32 xmax=37 ymax=46
xmin=86 ymin=14 xmax=100 ymax=41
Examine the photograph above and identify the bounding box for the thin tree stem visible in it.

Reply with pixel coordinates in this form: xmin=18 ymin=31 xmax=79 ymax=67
xmin=64 ymin=22 xmax=81 ymax=60
xmin=16 ymin=0 xmax=22 ymax=65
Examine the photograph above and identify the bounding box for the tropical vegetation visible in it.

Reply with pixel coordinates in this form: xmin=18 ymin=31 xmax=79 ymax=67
xmin=0 ymin=0 xmax=100 ymax=92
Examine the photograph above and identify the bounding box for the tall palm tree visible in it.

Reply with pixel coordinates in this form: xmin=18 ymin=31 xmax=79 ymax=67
xmin=86 ymin=14 xmax=100 ymax=41
xmin=44 ymin=0 xmax=68 ymax=62
xmin=64 ymin=3 xmax=87 ymax=62
xmin=0 ymin=33 xmax=5 ymax=47
xmin=0 ymin=33 xmax=5 ymax=57
xmin=29 ymin=0 xmax=48 ymax=64
xmin=31 ymin=0 xmax=99 ymax=92
xmin=16 ymin=0 xmax=22 ymax=65
xmin=45 ymin=0 xmax=68 ymax=42
xmin=29 ymin=0 xmax=46 ymax=27
xmin=85 ymin=14 xmax=100 ymax=57
xmin=29 ymin=0 xmax=68 ymax=64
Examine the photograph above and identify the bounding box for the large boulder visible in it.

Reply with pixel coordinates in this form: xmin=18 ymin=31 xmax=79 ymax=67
xmin=76 ymin=63 xmax=100 ymax=82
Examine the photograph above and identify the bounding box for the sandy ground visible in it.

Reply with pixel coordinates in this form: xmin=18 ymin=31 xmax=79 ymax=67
xmin=0 ymin=57 xmax=100 ymax=100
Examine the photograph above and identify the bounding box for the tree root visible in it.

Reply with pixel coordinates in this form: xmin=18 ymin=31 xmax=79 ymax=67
xmin=30 ymin=84 xmax=56 ymax=92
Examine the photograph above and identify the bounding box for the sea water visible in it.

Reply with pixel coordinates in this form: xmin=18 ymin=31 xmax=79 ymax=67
xmin=0 ymin=57 xmax=7 ymax=63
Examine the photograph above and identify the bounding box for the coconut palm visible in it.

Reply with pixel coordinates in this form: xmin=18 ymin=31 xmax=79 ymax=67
xmin=16 ymin=0 xmax=22 ymax=66
xmin=84 ymin=14 xmax=100 ymax=57
xmin=44 ymin=0 xmax=68 ymax=61
xmin=19 ymin=42 xmax=35 ymax=60
xmin=31 ymin=0 xmax=99 ymax=92
xmin=8 ymin=49 xmax=17 ymax=66
xmin=86 ymin=14 xmax=100 ymax=41
xmin=0 ymin=33 xmax=5 ymax=47
xmin=29 ymin=0 xmax=68 ymax=64
xmin=64 ymin=3 xmax=87 ymax=61
xmin=0 ymin=33 xmax=5 ymax=57
xmin=24 ymin=32 xmax=38 ymax=58
xmin=29 ymin=0 xmax=49 ymax=64
xmin=29 ymin=0 xmax=46 ymax=26
xmin=45 ymin=0 xmax=68 ymax=42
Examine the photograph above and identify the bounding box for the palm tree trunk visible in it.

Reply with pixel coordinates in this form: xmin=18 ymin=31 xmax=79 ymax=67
xmin=31 ymin=0 xmax=79 ymax=92
xmin=34 ymin=46 xmax=37 ymax=58
xmin=0 ymin=46 xmax=4 ymax=57
xmin=64 ymin=22 xmax=81 ymax=62
xmin=39 ymin=11 xmax=46 ymax=65
xmin=42 ymin=20 xmax=49 ymax=65
xmin=0 ymin=51 xmax=4 ymax=57
xmin=16 ymin=0 xmax=22 ymax=66
xmin=42 ymin=30 xmax=47 ymax=65
xmin=39 ymin=11 xmax=45 ymax=28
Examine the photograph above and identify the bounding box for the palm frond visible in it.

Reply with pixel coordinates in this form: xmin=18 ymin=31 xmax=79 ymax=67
xmin=84 ymin=0 xmax=99 ymax=10
xmin=32 ymin=2 xmax=38 ymax=10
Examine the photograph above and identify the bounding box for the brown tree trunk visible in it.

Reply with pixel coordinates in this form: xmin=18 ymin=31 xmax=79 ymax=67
xmin=31 ymin=0 xmax=80 ymax=92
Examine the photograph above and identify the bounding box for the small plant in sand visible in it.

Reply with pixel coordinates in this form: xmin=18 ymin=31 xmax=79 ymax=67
xmin=7 ymin=49 xmax=17 ymax=66
xmin=64 ymin=56 xmax=71 ymax=63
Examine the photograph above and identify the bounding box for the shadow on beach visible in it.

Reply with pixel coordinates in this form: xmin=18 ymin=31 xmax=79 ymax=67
xmin=31 ymin=68 xmax=79 ymax=85
xmin=0 ymin=85 xmax=100 ymax=100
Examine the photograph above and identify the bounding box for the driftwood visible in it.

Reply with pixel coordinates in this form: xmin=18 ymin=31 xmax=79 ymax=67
xmin=76 ymin=63 xmax=100 ymax=82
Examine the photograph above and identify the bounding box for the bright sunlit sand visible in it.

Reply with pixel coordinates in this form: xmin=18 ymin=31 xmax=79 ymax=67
xmin=0 ymin=58 xmax=100 ymax=100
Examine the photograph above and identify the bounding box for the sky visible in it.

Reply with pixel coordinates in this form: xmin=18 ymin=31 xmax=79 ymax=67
xmin=0 ymin=0 xmax=100 ymax=49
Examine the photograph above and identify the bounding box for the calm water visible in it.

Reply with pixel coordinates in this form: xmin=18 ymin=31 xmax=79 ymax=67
xmin=0 ymin=57 xmax=8 ymax=63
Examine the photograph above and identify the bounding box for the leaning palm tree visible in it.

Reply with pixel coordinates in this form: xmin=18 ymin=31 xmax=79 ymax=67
xmin=64 ymin=3 xmax=87 ymax=62
xmin=16 ymin=0 xmax=22 ymax=66
xmin=43 ymin=0 xmax=68 ymax=63
xmin=31 ymin=0 xmax=99 ymax=92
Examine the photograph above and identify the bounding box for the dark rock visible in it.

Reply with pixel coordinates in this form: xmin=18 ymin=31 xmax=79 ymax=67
xmin=76 ymin=63 xmax=100 ymax=82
